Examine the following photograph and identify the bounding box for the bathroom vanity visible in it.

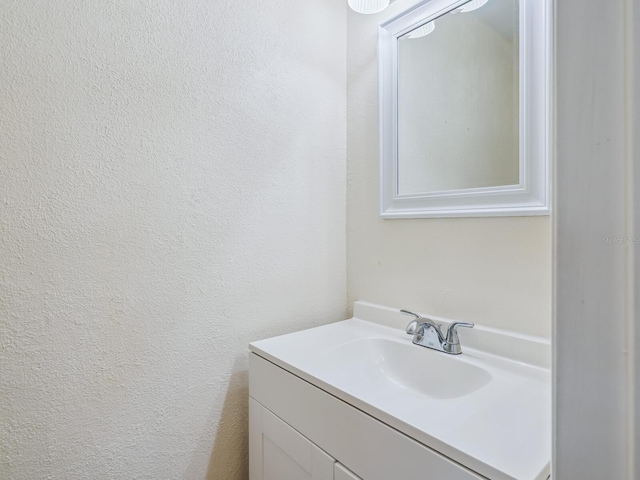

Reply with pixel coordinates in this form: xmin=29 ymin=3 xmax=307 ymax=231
xmin=249 ymin=302 xmax=551 ymax=480
xmin=249 ymin=0 xmax=553 ymax=477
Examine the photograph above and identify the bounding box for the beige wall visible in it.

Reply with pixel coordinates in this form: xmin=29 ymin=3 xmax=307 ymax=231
xmin=0 ymin=1 xmax=346 ymax=479
xmin=347 ymin=0 xmax=551 ymax=338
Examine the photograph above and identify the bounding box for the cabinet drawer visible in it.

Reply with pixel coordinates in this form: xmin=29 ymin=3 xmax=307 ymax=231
xmin=249 ymin=353 xmax=484 ymax=480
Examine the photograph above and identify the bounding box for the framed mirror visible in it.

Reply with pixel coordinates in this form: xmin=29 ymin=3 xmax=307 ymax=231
xmin=379 ymin=0 xmax=551 ymax=218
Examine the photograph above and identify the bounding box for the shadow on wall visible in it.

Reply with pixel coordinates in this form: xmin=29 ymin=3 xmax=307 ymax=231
xmin=206 ymin=356 xmax=250 ymax=480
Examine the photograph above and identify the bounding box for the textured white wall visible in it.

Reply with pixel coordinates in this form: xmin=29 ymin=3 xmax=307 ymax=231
xmin=0 ymin=1 xmax=346 ymax=479
xmin=347 ymin=0 xmax=551 ymax=338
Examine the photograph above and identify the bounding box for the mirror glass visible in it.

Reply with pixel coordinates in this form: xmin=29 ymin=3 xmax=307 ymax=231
xmin=397 ymin=0 xmax=520 ymax=195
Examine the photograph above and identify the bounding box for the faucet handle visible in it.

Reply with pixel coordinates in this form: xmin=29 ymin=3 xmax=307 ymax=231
xmin=401 ymin=310 xmax=443 ymax=336
xmin=400 ymin=310 xmax=442 ymax=335
xmin=445 ymin=322 xmax=474 ymax=345
xmin=400 ymin=310 xmax=421 ymax=335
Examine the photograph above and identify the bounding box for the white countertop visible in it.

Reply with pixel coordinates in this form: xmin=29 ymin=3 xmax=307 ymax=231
xmin=249 ymin=304 xmax=551 ymax=480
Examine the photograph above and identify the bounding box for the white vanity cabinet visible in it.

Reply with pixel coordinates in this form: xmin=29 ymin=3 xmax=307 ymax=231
xmin=249 ymin=352 xmax=483 ymax=480
xmin=248 ymin=307 xmax=551 ymax=480
xmin=249 ymin=398 xmax=335 ymax=480
xmin=249 ymin=396 xmax=364 ymax=480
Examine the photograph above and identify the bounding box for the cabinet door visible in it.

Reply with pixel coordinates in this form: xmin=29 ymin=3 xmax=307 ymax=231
xmin=335 ymin=463 xmax=363 ymax=480
xmin=250 ymin=398 xmax=335 ymax=480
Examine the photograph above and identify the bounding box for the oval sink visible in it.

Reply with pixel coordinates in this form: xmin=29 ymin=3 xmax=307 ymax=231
xmin=319 ymin=337 xmax=492 ymax=399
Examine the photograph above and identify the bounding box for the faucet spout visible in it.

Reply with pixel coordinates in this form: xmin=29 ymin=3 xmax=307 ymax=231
xmin=401 ymin=309 xmax=474 ymax=355
xmin=417 ymin=321 xmax=444 ymax=340
xmin=413 ymin=321 xmax=445 ymax=350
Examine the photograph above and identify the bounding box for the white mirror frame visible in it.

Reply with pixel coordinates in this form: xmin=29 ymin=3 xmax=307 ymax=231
xmin=379 ymin=0 xmax=551 ymax=218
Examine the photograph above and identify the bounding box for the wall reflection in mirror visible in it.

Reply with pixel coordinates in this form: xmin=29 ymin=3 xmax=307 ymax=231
xmin=397 ymin=0 xmax=519 ymax=195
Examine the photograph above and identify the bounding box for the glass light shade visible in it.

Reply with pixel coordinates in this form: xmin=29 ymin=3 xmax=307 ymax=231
xmin=457 ymin=0 xmax=489 ymax=13
xmin=348 ymin=0 xmax=390 ymax=14
xmin=406 ymin=21 xmax=435 ymax=39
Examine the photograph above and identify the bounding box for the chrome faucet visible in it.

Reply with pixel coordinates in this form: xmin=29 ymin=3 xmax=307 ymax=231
xmin=401 ymin=310 xmax=474 ymax=355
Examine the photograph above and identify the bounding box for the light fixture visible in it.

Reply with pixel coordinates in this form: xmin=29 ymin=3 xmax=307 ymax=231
xmin=406 ymin=21 xmax=435 ymax=39
xmin=455 ymin=0 xmax=489 ymax=13
xmin=348 ymin=0 xmax=390 ymax=14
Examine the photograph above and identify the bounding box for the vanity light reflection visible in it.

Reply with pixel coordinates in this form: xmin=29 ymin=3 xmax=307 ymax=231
xmin=348 ymin=0 xmax=390 ymax=14
xmin=402 ymin=0 xmax=489 ymax=39
xmin=347 ymin=0 xmax=489 ymax=15
xmin=406 ymin=21 xmax=435 ymax=39
xmin=455 ymin=0 xmax=489 ymax=13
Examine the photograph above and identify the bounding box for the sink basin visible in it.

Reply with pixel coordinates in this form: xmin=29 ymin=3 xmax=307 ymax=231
xmin=317 ymin=337 xmax=492 ymax=399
